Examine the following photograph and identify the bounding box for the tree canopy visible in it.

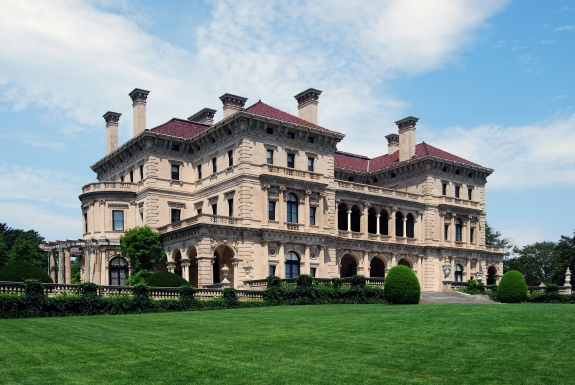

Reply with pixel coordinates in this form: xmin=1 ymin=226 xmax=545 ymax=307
xmin=117 ymin=226 xmax=165 ymax=274
xmin=0 ymin=223 xmax=48 ymax=271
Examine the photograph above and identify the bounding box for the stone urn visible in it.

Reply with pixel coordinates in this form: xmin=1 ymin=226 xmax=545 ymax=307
xmin=442 ymin=257 xmax=451 ymax=279
xmin=565 ymin=268 xmax=572 ymax=287
xmin=243 ymin=262 xmax=252 ymax=280
xmin=475 ymin=271 xmax=484 ymax=282
xmin=221 ymin=264 xmax=230 ymax=283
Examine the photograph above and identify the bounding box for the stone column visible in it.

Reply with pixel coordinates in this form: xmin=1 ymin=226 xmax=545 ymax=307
xmin=261 ymin=185 xmax=269 ymax=226
xmin=376 ymin=214 xmax=381 ymax=235
xmin=181 ymin=259 xmax=190 ymax=282
xmin=391 ymin=208 xmax=397 ymax=239
xmin=93 ymin=249 xmax=102 ymax=285
xmin=49 ymin=250 xmax=57 ymax=282
xmin=278 ymin=187 xmax=286 ymax=228
xmin=450 ymin=216 xmax=455 ymax=246
xmin=465 ymin=259 xmax=470 ymax=281
xmin=196 ymin=255 xmax=213 ymax=287
xmin=318 ymin=246 xmax=326 ymax=277
xmin=57 ymin=245 xmax=64 ymax=284
xmin=262 ymin=241 xmax=269 ymax=277
xmin=277 ymin=242 xmax=285 ymax=278
xmin=347 ymin=210 xmax=351 ymax=232
xmin=402 ymin=217 xmax=407 ymax=238
xmin=304 ymin=245 xmax=310 ymax=275
xmin=167 ymin=262 xmax=175 ymax=273
xmin=304 ymin=192 xmax=310 ymax=230
xmin=85 ymin=242 xmax=94 ymax=283
xmin=64 ymin=247 xmax=71 ymax=284
xmin=362 ymin=204 xmax=368 ymax=234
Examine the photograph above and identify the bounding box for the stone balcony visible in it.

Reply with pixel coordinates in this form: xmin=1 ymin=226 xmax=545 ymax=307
xmin=261 ymin=164 xmax=322 ymax=180
xmin=438 ymin=196 xmax=480 ymax=208
xmin=158 ymin=214 xmax=241 ymax=234
xmin=82 ymin=181 xmax=138 ymax=194
xmin=335 ymin=180 xmax=422 ymax=201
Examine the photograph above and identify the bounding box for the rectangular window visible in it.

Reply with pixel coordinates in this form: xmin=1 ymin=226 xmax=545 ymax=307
xmin=287 ymin=153 xmax=295 ymax=168
xmin=84 ymin=213 xmax=88 ymax=233
xmin=212 ymin=158 xmax=217 ymax=174
xmin=211 ymin=204 xmax=217 ymax=216
xmin=171 ymin=209 xmax=181 ymax=223
xmin=268 ymin=201 xmax=276 ymax=221
xmin=468 ymin=188 xmax=472 ymax=200
xmin=140 ymin=211 xmax=143 ymax=223
xmin=455 ymin=186 xmax=460 ymax=198
xmin=307 ymin=136 xmax=314 ymax=144
xmin=112 ymin=210 xmax=124 ymax=231
xmin=269 ymin=265 xmax=276 ymax=277
xmin=348 ymin=177 xmax=354 ymax=182
xmin=171 ymin=165 xmax=180 ymax=180
xmin=139 ymin=165 xmax=144 ymax=180
xmin=197 ymin=164 xmax=202 ymax=179
xmin=129 ymin=171 xmax=134 ymax=182
xmin=197 ymin=209 xmax=202 ymax=215
xmin=470 ymin=228 xmax=475 ymax=243
xmin=286 ymin=132 xmax=295 ymax=139
xmin=444 ymin=224 xmax=449 ymax=241
xmin=228 ymin=150 xmax=233 ymax=167
xmin=310 ymin=206 xmax=316 ymax=225
xmin=442 ymin=183 xmax=447 ymax=196
xmin=267 ymin=149 xmax=274 ymax=165
xmin=267 ymin=127 xmax=274 ymax=135
xmin=310 ymin=267 xmax=317 ymax=278
xmin=120 ymin=175 xmax=124 ymax=182
xmin=228 ymin=198 xmax=234 ymax=217
xmin=171 ymin=144 xmax=180 ymax=151
xmin=308 ymin=157 xmax=314 ymax=172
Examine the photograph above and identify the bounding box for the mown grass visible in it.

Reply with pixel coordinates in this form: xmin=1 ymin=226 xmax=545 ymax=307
xmin=1 ymin=304 xmax=574 ymax=384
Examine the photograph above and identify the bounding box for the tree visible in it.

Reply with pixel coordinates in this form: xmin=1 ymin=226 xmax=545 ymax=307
xmin=70 ymin=258 xmax=82 ymax=284
xmin=117 ymin=226 xmax=165 ymax=274
xmin=0 ymin=223 xmax=48 ymax=270
xmin=506 ymin=242 xmax=556 ymax=286
xmin=485 ymin=222 xmax=513 ymax=260
xmin=551 ymin=232 xmax=575 ymax=286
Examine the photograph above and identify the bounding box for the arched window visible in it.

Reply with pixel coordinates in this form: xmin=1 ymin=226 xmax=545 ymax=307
xmin=487 ymin=266 xmax=497 ymax=285
xmin=286 ymin=193 xmax=298 ymax=223
xmin=395 ymin=212 xmax=404 ymax=237
xmin=340 ymin=254 xmax=357 ymax=278
xmin=380 ymin=210 xmax=389 ymax=235
xmin=212 ymin=253 xmax=220 ymax=284
xmin=406 ymin=213 xmax=415 ymax=238
xmin=370 ymin=257 xmax=385 ymax=278
xmin=398 ymin=258 xmax=411 ymax=267
xmin=368 ymin=208 xmax=377 ymax=234
xmin=455 ymin=218 xmax=462 ymax=242
xmin=455 ymin=264 xmax=463 ymax=282
xmin=338 ymin=203 xmax=348 ymax=231
xmin=350 ymin=205 xmax=361 ymax=232
xmin=109 ymin=257 xmax=129 ymax=286
xmin=285 ymin=251 xmax=300 ymax=279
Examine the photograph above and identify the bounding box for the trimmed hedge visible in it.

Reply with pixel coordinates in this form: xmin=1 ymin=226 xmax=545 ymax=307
xmin=0 ymin=261 xmax=52 ymax=283
xmin=384 ymin=265 xmax=421 ymax=304
xmin=497 ymin=270 xmax=528 ymax=303
xmin=144 ymin=272 xmax=191 ymax=287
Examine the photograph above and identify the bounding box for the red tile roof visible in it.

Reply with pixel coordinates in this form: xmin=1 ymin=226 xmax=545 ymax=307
xmin=244 ymin=101 xmax=335 ymax=132
xmin=335 ymin=142 xmax=482 ymax=172
xmin=149 ymin=118 xmax=209 ymax=139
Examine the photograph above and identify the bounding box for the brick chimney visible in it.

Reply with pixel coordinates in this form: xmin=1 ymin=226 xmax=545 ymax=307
xmin=219 ymin=94 xmax=247 ymax=119
xmin=385 ymin=133 xmax=399 ymax=155
xmin=395 ymin=116 xmax=419 ymax=162
xmin=103 ymin=111 xmax=121 ymax=154
xmin=129 ymin=88 xmax=150 ymax=136
xmin=294 ymin=88 xmax=322 ymax=125
xmin=188 ymin=108 xmax=216 ymax=125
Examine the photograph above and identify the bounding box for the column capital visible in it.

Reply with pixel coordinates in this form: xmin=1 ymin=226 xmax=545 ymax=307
xmin=103 ymin=111 xmax=121 ymax=126
xmin=129 ymin=88 xmax=150 ymax=105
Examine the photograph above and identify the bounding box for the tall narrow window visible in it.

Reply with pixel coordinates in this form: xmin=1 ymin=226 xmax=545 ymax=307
xmin=455 ymin=186 xmax=460 ymax=198
xmin=212 ymin=158 xmax=217 ymax=174
xmin=470 ymin=228 xmax=475 ymax=243
xmin=140 ymin=211 xmax=143 ymax=223
xmin=109 ymin=257 xmax=129 ymax=286
xmin=211 ymin=204 xmax=217 ymax=215
xmin=442 ymin=183 xmax=447 ymax=196
xmin=120 ymin=175 xmax=124 ymax=182
xmin=444 ymin=224 xmax=449 ymax=241
xmin=197 ymin=164 xmax=202 ymax=179
xmin=139 ymin=165 xmax=144 ymax=180
xmin=228 ymin=150 xmax=233 ymax=167
xmin=455 ymin=218 xmax=462 ymax=242
xmin=287 ymin=153 xmax=295 ymax=168
xmin=285 ymin=251 xmax=300 ymax=278
xmin=112 ymin=210 xmax=124 ymax=231
xmin=308 ymin=157 xmax=314 ymax=172
xmin=269 ymin=265 xmax=276 ymax=276
xmin=129 ymin=171 xmax=134 ymax=182
xmin=228 ymin=198 xmax=234 ymax=217
xmin=455 ymin=264 xmax=463 ymax=282
xmin=267 ymin=149 xmax=274 ymax=165
xmin=197 ymin=208 xmax=202 ymax=215
xmin=171 ymin=209 xmax=181 ymax=223
xmin=286 ymin=193 xmax=298 ymax=223
xmin=84 ymin=213 xmax=88 ymax=233
xmin=171 ymin=165 xmax=180 ymax=180
xmin=310 ymin=206 xmax=317 ymax=225
xmin=468 ymin=188 xmax=472 ymax=200
xmin=268 ymin=201 xmax=276 ymax=221
xmin=310 ymin=267 xmax=317 ymax=277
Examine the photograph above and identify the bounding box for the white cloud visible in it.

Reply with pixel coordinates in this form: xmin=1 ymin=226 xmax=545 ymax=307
xmin=555 ymin=25 xmax=575 ymax=31
xmin=0 ymin=132 xmax=67 ymax=151
xmin=421 ymin=114 xmax=575 ymax=189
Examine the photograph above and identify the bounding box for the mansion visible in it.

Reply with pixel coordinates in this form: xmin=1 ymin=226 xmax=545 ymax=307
xmin=44 ymin=87 xmax=504 ymax=291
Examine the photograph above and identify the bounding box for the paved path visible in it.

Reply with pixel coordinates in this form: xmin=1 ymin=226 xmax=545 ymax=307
xmin=420 ymin=291 xmax=499 ymax=304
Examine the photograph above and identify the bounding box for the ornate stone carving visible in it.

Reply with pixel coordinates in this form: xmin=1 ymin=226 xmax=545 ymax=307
xmin=442 ymin=257 xmax=451 ymax=279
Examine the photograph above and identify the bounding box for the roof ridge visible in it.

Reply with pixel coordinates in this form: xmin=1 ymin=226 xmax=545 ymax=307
xmin=335 ymin=150 xmax=369 ymax=159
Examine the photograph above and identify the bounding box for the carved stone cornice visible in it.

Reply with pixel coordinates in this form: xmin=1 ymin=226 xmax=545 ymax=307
xmin=259 ymin=174 xmax=328 ymax=190
xmin=437 ymin=204 xmax=483 ymax=216
xmin=336 ymin=190 xmax=426 ymax=209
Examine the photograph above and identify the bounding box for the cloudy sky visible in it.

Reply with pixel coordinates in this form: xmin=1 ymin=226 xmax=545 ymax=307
xmin=0 ymin=0 xmax=574 ymax=246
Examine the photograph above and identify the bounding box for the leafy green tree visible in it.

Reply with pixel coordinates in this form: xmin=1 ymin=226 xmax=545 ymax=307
xmin=485 ymin=222 xmax=513 ymax=261
xmin=0 ymin=223 xmax=48 ymax=270
xmin=70 ymin=258 xmax=82 ymax=284
xmin=551 ymin=232 xmax=575 ymax=286
xmin=0 ymin=234 xmax=9 ymax=269
xmin=506 ymin=242 xmax=556 ymax=286
xmin=117 ymin=226 xmax=165 ymax=274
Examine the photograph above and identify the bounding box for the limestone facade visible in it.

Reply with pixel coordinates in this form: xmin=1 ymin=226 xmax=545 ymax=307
xmin=71 ymin=87 xmax=503 ymax=290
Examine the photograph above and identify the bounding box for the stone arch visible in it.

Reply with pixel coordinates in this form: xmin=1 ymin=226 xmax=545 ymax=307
xmin=109 ymin=256 xmax=129 ymax=286
xmin=397 ymin=257 xmax=412 ymax=268
xmin=212 ymin=244 xmax=235 ymax=285
xmin=487 ymin=265 xmax=497 ymax=285
xmin=406 ymin=213 xmax=415 ymax=238
xmin=338 ymin=202 xmax=348 ymax=231
xmin=369 ymin=256 xmax=385 ymax=278
xmin=379 ymin=208 xmax=389 ymax=235
xmin=350 ymin=205 xmax=361 ymax=232
xmin=395 ymin=211 xmax=404 ymax=237
xmin=367 ymin=207 xmax=377 ymax=234
xmin=172 ymin=249 xmax=183 ymax=277
xmin=340 ymin=253 xmax=359 ymax=278
xmin=285 ymin=250 xmax=300 ymax=279
xmin=186 ymin=246 xmax=199 ymax=288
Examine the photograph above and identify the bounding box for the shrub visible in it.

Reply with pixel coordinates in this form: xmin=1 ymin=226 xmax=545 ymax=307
xmin=266 ymin=275 xmax=282 ymax=287
xmin=332 ymin=277 xmax=342 ymax=288
xmin=350 ymin=275 xmax=366 ymax=288
xmin=384 ymin=265 xmax=421 ymax=304
xmin=296 ymin=274 xmax=313 ymax=288
xmin=179 ymin=285 xmax=195 ymax=300
xmin=125 ymin=269 xmax=152 ymax=286
xmin=77 ymin=282 xmax=99 ymax=297
xmin=461 ymin=279 xmax=485 ymax=295
xmin=144 ymin=272 xmax=190 ymax=287
xmin=497 ymin=270 xmax=528 ymax=303
xmin=0 ymin=260 xmax=52 ymax=283
xmin=222 ymin=287 xmax=238 ymax=307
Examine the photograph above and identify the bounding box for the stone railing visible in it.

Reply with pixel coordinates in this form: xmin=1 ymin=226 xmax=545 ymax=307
xmin=81 ymin=181 xmax=138 ymax=194
xmin=158 ymin=213 xmax=241 ymax=234
xmin=336 ymin=180 xmax=421 ymax=201
xmin=263 ymin=164 xmax=322 ymax=180
xmin=244 ymin=277 xmax=384 ymax=290
xmin=439 ymin=196 xmax=480 ymax=208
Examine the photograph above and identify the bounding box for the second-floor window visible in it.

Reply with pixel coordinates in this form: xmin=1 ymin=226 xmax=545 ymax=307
xmin=470 ymin=228 xmax=475 ymax=243
xmin=228 ymin=198 xmax=234 ymax=217
xmin=287 ymin=153 xmax=295 ymax=169
xmin=228 ymin=150 xmax=233 ymax=167
xmin=442 ymin=183 xmax=447 ymax=196
xmin=468 ymin=188 xmax=472 ymax=200
xmin=268 ymin=201 xmax=276 ymax=221
xmin=112 ymin=210 xmax=124 ymax=231
xmin=310 ymin=206 xmax=316 ymax=225
xmin=197 ymin=164 xmax=202 ymax=179
xmin=171 ymin=209 xmax=181 ymax=223
xmin=129 ymin=171 xmax=134 ymax=182
xmin=444 ymin=224 xmax=449 ymax=241
xmin=287 ymin=193 xmax=298 ymax=223
xmin=211 ymin=203 xmax=217 ymax=215
xmin=286 ymin=132 xmax=295 ymax=139
xmin=455 ymin=186 xmax=460 ymax=198
xmin=139 ymin=165 xmax=144 ymax=180
xmin=171 ymin=165 xmax=180 ymax=180
xmin=308 ymin=157 xmax=314 ymax=172
xmin=267 ymin=149 xmax=274 ymax=165
xmin=212 ymin=158 xmax=217 ymax=174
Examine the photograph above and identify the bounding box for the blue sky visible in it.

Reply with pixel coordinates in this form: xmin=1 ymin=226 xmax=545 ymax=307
xmin=0 ymin=0 xmax=574 ymax=247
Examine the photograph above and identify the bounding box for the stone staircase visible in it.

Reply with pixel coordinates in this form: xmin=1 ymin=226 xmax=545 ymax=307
xmin=420 ymin=291 xmax=499 ymax=304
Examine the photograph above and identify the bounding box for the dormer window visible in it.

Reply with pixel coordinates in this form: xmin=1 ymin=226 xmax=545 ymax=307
xmin=171 ymin=144 xmax=179 ymax=151
xmin=267 ymin=127 xmax=274 ymax=135
xmin=307 ymin=136 xmax=315 ymax=144
xmin=287 ymin=132 xmax=295 ymax=139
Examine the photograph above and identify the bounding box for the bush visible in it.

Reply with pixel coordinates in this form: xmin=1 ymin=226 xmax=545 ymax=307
xmin=144 ymin=272 xmax=190 ymax=287
xmin=125 ymin=270 xmax=152 ymax=286
xmin=266 ymin=275 xmax=282 ymax=287
xmin=497 ymin=270 xmax=528 ymax=303
xmin=222 ymin=287 xmax=238 ymax=307
xmin=77 ymin=282 xmax=99 ymax=297
xmin=350 ymin=275 xmax=366 ymax=288
xmin=179 ymin=285 xmax=195 ymax=300
xmin=0 ymin=260 xmax=52 ymax=283
xmin=384 ymin=265 xmax=421 ymax=304
xmin=460 ymin=279 xmax=485 ymax=295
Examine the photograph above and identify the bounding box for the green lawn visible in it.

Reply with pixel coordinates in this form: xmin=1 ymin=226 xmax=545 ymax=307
xmin=1 ymin=304 xmax=574 ymax=385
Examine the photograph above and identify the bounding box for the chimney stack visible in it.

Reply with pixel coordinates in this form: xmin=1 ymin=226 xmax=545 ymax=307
xmin=129 ymin=88 xmax=150 ymax=136
xmin=294 ymin=88 xmax=322 ymax=125
xmin=395 ymin=116 xmax=419 ymax=162
xmin=219 ymin=94 xmax=247 ymax=119
xmin=385 ymin=133 xmax=399 ymax=155
xmin=103 ymin=111 xmax=121 ymax=154
xmin=188 ymin=108 xmax=217 ymax=125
